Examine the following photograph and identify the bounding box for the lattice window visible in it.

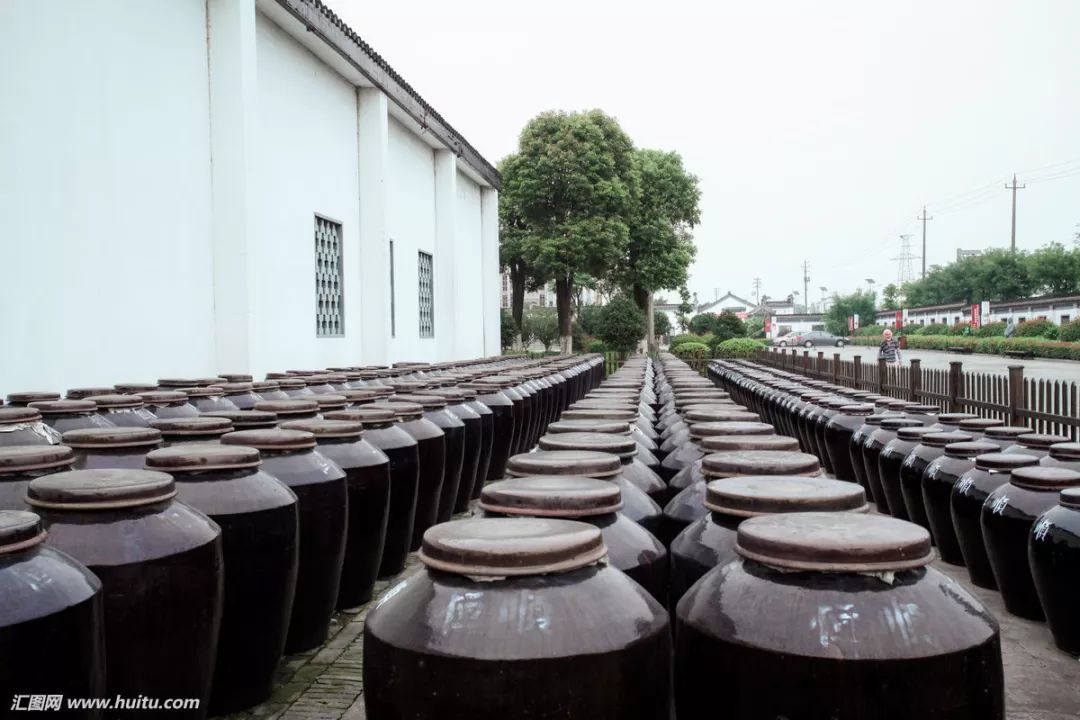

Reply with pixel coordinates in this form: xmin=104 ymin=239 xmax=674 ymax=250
xmin=314 ymin=216 xmax=344 ymax=337
xmin=418 ymin=251 xmax=434 ymax=338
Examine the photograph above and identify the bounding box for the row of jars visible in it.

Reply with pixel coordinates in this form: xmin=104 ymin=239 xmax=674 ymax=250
xmin=710 ymin=357 xmax=1080 ymax=658
xmin=363 ymin=355 xmax=1006 ymax=719
xmin=0 ymin=355 xmax=606 ymax=718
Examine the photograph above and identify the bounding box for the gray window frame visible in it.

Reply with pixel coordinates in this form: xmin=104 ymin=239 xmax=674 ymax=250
xmin=314 ymin=214 xmax=345 ymax=338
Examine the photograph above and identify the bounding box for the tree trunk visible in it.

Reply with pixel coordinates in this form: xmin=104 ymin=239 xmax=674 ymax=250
xmin=511 ymin=265 xmax=526 ymax=350
xmin=645 ymin=291 xmax=656 ymax=354
xmin=632 ymin=283 xmax=649 ymax=311
xmin=556 ymin=275 xmax=573 ymax=354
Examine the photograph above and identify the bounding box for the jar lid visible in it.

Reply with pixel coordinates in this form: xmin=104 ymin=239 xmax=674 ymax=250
xmin=281 ymin=419 xmax=363 ymax=439
xmin=862 ymin=414 xmax=888 ymax=426
xmin=62 ymin=427 xmax=162 ymax=448
xmin=895 ymin=427 xmax=935 ymax=441
xmin=705 ymin=476 xmax=867 ymax=517
xmin=838 ymin=404 xmax=874 ymax=415
xmin=983 ymin=426 xmax=1032 ymax=439
xmin=274 ymin=378 xmax=307 ymax=389
xmin=690 ymin=421 xmax=774 ymax=440
xmin=537 ymin=432 xmax=636 ymax=459
xmin=426 ymin=387 xmax=467 ymax=402
xmin=823 ymin=398 xmax=856 ymax=410
xmin=139 ymin=391 xmax=189 ymax=405
xmin=1010 ymin=466 xmax=1080 ymax=491
xmin=419 ymin=518 xmax=606 ymax=577
xmin=736 ymin=512 xmax=933 ymax=573
xmin=974 ymin=452 xmax=1040 ymax=471
xmin=222 ymin=428 xmax=316 ymax=451
xmin=0 ymin=445 xmax=76 ymax=473
xmin=943 ymin=441 xmax=999 ymax=458
xmin=480 ymin=476 xmax=622 ymax=517
xmin=936 ymin=413 xmax=979 ymax=425
xmin=324 ymin=373 xmax=348 ymax=384
xmin=66 ymin=387 xmax=115 ymax=400
xmin=251 ymin=381 xmax=281 ymax=392
xmin=29 ymin=400 xmax=97 ymax=415
xmin=0 ymin=511 xmax=47 ymax=554
xmin=113 ymin=383 xmax=158 ymax=394
xmin=0 ymin=407 xmax=43 ymax=425
xmin=218 ymin=373 xmax=254 ymax=383
xmin=150 ymin=417 xmax=234 ymax=436
xmin=157 ymin=377 xmax=203 ymax=388
xmin=146 ymin=444 xmax=261 ymax=472
xmin=324 ymin=408 xmax=398 ymax=425
xmin=203 ymin=410 xmax=278 ymax=429
xmin=254 ymin=400 xmax=319 ymax=416
xmin=572 ymin=399 xmax=638 ymax=409
xmin=702 ymin=450 xmax=821 ymax=478
xmin=880 ymin=417 xmax=923 ymax=430
xmin=1048 ymin=442 xmax=1080 ymax=460
xmin=685 ymin=408 xmax=758 ymax=424
xmin=285 ymin=369 xmax=320 ymax=377
xmin=922 ymin=431 xmax=974 ymax=448
xmin=700 ymin=435 xmax=800 ymax=453
xmin=1016 ymin=433 xmax=1071 ymax=449
xmin=507 ymin=450 xmax=621 ymax=478
xmin=86 ymin=394 xmax=144 ymax=410
xmin=313 ymin=395 xmax=349 ymax=411
xmin=180 ymin=386 xmax=225 ymax=398
xmin=27 ymin=469 xmax=176 ymax=510
xmin=908 ymin=404 xmax=940 ymax=413
xmin=218 ymin=382 xmax=255 ymax=394
xmin=373 ymin=401 xmax=424 ymax=420
xmin=958 ymin=418 xmax=1005 ymax=431
xmin=1061 ymin=487 xmax=1080 ymax=509
xmin=547 ymin=419 xmax=631 ymax=435
xmin=559 ymin=408 xmax=637 ymax=422
xmin=6 ymin=391 xmax=60 ymax=405
xmin=338 ymin=389 xmax=382 ymax=405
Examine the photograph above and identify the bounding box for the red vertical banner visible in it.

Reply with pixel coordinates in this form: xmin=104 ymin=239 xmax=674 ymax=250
xmin=895 ymin=310 xmax=902 ymax=329
xmin=847 ymin=316 xmax=854 ymax=332
xmin=765 ymin=316 xmax=772 ymax=335
xmin=971 ymin=303 xmax=980 ymax=328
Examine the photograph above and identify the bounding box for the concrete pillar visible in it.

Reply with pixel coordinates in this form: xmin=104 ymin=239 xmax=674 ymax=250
xmin=480 ymin=187 xmax=500 ymax=356
xmin=207 ymin=0 xmax=259 ymax=373
xmin=433 ymin=150 xmax=458 ymax=359
xmin=356 ymin=88 xmax=390 ymax=364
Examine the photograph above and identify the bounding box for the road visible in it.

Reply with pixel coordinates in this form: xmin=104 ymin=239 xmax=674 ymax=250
xmin=772 ymin=343 xmax=1080 ymax=382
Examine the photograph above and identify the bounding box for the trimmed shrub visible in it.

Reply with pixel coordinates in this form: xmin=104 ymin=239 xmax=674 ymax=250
xmin=854 ymin=325 xmax=883 ymax=337
xmin=846 ymin=334 xmax=1080 ymax=360
xmin=714 ymin=338 xmax=766 ymax=358
xmin=670 ymin=333 xmax=701 ymax=347
xmin=900 ymin=323 xmax=922 ymax=335
xmin=596 ymin=296 xmax=646 ymax=353
xmin=1060 ymin=318 xmax=1080 ymax=343
xmin=919 ymin=324 xmax=949 ymax=336
xmin=975 ymin=321 xmax=1006 ymax=337
xmin=947 ymin=322 xmax=972 ymax=336
xmin=713 ymin=311 xmax=747 ymax=343
xmin=672 ymin=341 xmax=711 ymax=359
xmin=586 ymin=339 xmax=607 ymax=353
xmin=1015 ymin=319 xmax=1058 ymax=340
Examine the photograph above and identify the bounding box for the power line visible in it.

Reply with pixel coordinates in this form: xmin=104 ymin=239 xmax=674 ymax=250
xmin=917 ymin=206 xmax=933 ymax=278
xmin=891 ymin=235 xmax=916 ymax=285
xmin=802 ymin=261 xmax=810 ymax=313
xmin=751 ymin=277 xmax=761 ymax=305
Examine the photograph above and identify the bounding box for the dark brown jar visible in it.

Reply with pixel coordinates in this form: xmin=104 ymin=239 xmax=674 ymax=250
xmin=221 ymin=429 xmax=347 ymax=653
xmin=862 ymin=417 xmax=922 ymax=512
xmin=428 ymin=388 xmax=484 ymax=513
xmin=275 ymin=377 xmax=315 ymax=397
xmin=877 ymin=426 xmax=935 ymax=520
xmin=150 ymin=416 xmax=234 ymax=446
xmin=299 ymin=375 xmax=336 ymax=395
xmin=921 ymin=441 xmax=998 ymax=565
xmin=1042 ymin=441 xmax=1080 ymax=470
xmin=281 ymin=419 xmax=390 ymax=608
xmin=460 ymin=383 xmax=512 ymax=484
xmin=0 ymin=445 xmax=75 ymax=510
xmin=661 ymin=417 xmax=770 ymax=482
xmin=66 ymin=387 xmax=115 ymax=401
xmin=338 ymin=388 xmax=381 ymax=408
xmin=30 ymin=469 xmax=223 ymax=719
xmin=0 ymin=510 xmax=106 ymax=716
xmin=957 ymin=417 xmax=1004 ymax=439
xmin=823 ymin=403 xmax=875 ymax=483
xmin=934 ymin=412 xmax=979 ymax=432
xmin=180 ymin=386 xmax=240 ymax=414
xmin=145 ymin=445 xmax=297 ymax=714
xmin=479 ymin=476 xmax=668 ymax=604
xmin=219 ymin=382 xmax=261 ymax=410
xmin=84 ymin=394 xmax=156 ymax=428
xmin=982 ymin=466 xmax=1080 ymax=620
xmin=203 ymin=409 xmax=279 ymax=430
xmin=1030 ymin=487 xmax=1080 ymax=655
xmin=899 ymin=431 xmax=973 ymax=533
xmin=667 ymin=434 xmax=803 ymax=498
xmin=255 ymin=399 xmax=320 ymax=422
xmin=395 ymin=395 xmax=465 ymax=524
xmin=364 ymin=518 xmax=671 ymax=719
xmin=30 ymin=399 xmax=115 ymax=433
xmin=6 ymin=391 xmax=60 ymax=406
xmin=217 ymin=373 xmax=253 ymax=383
xmin=0 ymin=407 xmax=62 ymax=446
xmin=675 ymin=512 xmax=1003 ymax=720
xmin=1004 ymin=432 xmax=1071 ymax=459
xmin=63 ymin=427 xmax=163 ymax=469
xmin=314 ymin=394 xmax=349 ymax=414
xmin=507 ymin=450 xmax=663 ymax=535
xmin=251 ymin=381 xmax=290 ymax=402
xmin=141 ymin=390 xmax=200 ymax=419
xmin=537 ymin=432 xmax=666 ymax=504
xmin=848 ymin=413 xmax=887 ymax=495
xmin=484 ymin=376 xmax=526 ymax=455
xmin=659 ymin=450 xmax=822 ymax=547
xmin=373 ymin=402 xmax=445 ymax=550
xmin=462 ymin=391 xmax=495 ymax=501
xmin=325 ymin=408 xmax=419 ymax=578
xmin=951 ymin=453 xmax=1040 ymax=589
xmin=669 ymin=475 xmax=867 ymax=607
xmin=980 ymin=425 xmax=1034 ymax=450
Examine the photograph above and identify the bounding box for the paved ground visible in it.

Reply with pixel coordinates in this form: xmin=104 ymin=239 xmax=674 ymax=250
xmin=775 ymin=343 xmax=1080 ymax=382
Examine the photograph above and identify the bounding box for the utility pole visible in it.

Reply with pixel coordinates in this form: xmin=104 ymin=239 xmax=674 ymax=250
xmin=917 ymin=206 xmax=933 ymax=278
xmin=1005 ymin=174 xmax=1025 ymax=250
xmin=819 ymin=286 xmax=828 ymax=312
xmin=802 ymin=261 xmax=810 ymax=314
xmin=752 ymin=277 xmax=762 ymax=305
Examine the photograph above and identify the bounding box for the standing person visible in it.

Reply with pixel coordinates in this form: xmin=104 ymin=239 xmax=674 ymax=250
xmin=879 ymin=328 xmax=901 ymax=364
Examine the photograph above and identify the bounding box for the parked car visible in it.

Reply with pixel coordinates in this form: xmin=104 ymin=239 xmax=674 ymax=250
xmin=775 ymin=331 xmax=847 ymax=348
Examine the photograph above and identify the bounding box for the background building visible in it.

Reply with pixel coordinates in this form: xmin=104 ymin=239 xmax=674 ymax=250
xmin=1 ymin=0 xmax=501 ymax=390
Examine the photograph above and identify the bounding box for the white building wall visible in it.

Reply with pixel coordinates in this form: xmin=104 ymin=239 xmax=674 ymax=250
xmin=251 ymin=13 xmax=361 ymax=374
xmin=0 ymin=0 xmax=216 ymax=390
xmin=387 ymin=118 xmax=437 ymax=362
xmin=455 ymin=171 xmax=486 ymax=358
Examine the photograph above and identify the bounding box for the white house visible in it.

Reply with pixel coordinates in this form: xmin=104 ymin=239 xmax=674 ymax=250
xmin=873 ymin=294 xmax=1080 ymax=328
xmin=0 ymin=0 xmax=501 ymax=391
xmin=695 ymin=291 xmax=758 ymax=318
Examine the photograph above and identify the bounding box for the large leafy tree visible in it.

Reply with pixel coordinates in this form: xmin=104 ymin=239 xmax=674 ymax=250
xmin=500 ymin=110 xmax=638 ymax=352
xmin=498 ymin=153 xmax=546 ymax=343
xmin=824 ymin=290 xmax=877 ymax=335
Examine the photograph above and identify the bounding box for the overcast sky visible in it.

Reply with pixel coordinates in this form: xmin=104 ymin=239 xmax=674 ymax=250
xmin=327 ymin=0 xmax=1080 ymax=309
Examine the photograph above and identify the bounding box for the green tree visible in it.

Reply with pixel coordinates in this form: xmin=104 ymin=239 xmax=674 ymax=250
xmin=824 ymin=290 xmax=877 ymax=335
xmin=498 ymin=153 xmax=546 ymax=343
xmin=881 ymin=283 xmax=901 ymax=310
xmin=523 ymin=309 xmax=559 ymax=351
xmin=596 ymin=295 xmax=647 ymax=354
xmin=713 ymin=311 xmax=746 ymax=342
xmin=501 ymin=110 xmax=638 ymax=352
xmin=1027 ymin=242 xmax=1080 ymax=295
xmin=688 ymin=313 xmax=718 ymax=335
xmin=499 ymin=309 xmax=516 ymax=351
xmin=745 ymin=316 xmax=765 ymax=339
xmin=653 ymin=310 xmax=672 ymax=338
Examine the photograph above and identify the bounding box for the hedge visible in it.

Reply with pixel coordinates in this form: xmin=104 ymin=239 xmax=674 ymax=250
xmin=1061 ymin=318 xmax=1080 ymax=343
xmin=1014 ymin=319 xmax=1059 ymax=340
xmin=714 ymin=338 xmax=766 ymax=358
xmin=917 ymin=324 xmax=949 ymax=336
xmin=672 ymin=341 xmax=711 ymax=359
xmin=846 ymin=334 xmax=1080 ymax=360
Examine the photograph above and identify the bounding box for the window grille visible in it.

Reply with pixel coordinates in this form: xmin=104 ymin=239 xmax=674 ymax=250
xmin=418 ymin=251 xmax=434 ymax=338
xmin=314 ymin=216 xmax=344 ymax=337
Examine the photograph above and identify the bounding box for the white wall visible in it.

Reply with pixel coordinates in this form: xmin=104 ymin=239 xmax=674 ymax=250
xmin=251 ymin=13 xmax=361 ymax=374
xmin=0 ymin=0 xmax=215 ymax=390
xmin=386 ymin=118 xmax=437 ymax=361
xmin=454 ymin=171 xmax=486 ymax=357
